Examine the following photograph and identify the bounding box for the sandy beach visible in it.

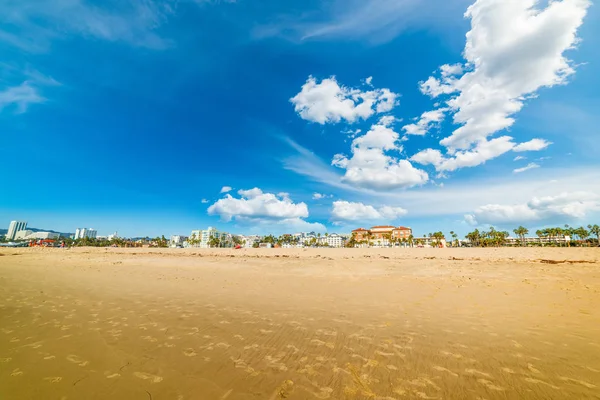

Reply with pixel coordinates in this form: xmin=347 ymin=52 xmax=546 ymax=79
xmin=1 ymin=247 xmax=599 ymax=399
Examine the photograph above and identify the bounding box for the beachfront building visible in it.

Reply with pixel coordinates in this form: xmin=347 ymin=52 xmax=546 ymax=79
xmin=505 ymin=235 xmax=571 ymax=246
xmin=75 ymin=228 xmax=97 ymax=240
xmin=413 ymin=236 xmax=447 ymax=248
xmin=170 ymin=235 xmax=188 ymax=247
xmin=6 ymin=221 xmax=27 ymax=240
xmin=15 ymin=230 xmax=60 ymax=240
xmin=238 ymin=235 xmax=261 ymax=248
xmin=351 ymin=226 xmax=414 ymax=247
xmin=317 ymin=234 xmax=346 ymax=248
xmin=189 ymin=227 xmax=230 ymax=248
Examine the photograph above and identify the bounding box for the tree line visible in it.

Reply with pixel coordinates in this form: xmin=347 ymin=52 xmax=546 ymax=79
xmin=464 ymin=224 xmax=600 ymax=247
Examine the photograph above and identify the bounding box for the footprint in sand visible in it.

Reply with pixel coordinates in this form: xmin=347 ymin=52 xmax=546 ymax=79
xmin=43 ymin=377 xmax=62 ymax=383
xmin=67 ymin=355 xmax=89 ymax=367
xmin=183 ymin=349 xmax=197 ymax=357
xmin=0 ymin=358 xmax=12 ymax=363
xmin=105 ymin=372 xmax=120 ymax=379
xmin=44 ymin=355 xmax=56 ymax=360
xmin=11 ymin=368 xmax=23 ymax=377
xmin=501 ymin=367 xmax=515 ymax=374
xmin=133 ymin=372 xmax=163 ymax=383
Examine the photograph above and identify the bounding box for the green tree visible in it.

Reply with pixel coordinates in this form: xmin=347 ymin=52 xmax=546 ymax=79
xmin=588 ymin=224 xmax=600 ymax=246
xmin=513 ymin=226 xmax=529 ymax=247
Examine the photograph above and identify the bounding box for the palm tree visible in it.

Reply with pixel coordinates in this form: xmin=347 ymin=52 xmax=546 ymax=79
xmin=513 ymin=226 xmax=529 ymax=247
xmin=408 ymin=235 xmax=414 ymax=248
xmin=588 ymin=224 xmax=600 ymax=247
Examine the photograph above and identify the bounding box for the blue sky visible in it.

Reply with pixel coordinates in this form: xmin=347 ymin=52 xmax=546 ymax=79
xmin=1 ymin=0 xmax=599 ymax=238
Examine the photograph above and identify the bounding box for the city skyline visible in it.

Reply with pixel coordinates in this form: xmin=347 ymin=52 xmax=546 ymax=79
xmin=2 ymin=0 xmax=599 ymax=237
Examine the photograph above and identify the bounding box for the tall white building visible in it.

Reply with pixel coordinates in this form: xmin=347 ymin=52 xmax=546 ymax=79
xmin=75 ymin=228 xmax=97 ymax=239
xmin=189 ymin=227 xmax=229 ymax=248
xmin=6 ymin=221 xmax=27 ymax=240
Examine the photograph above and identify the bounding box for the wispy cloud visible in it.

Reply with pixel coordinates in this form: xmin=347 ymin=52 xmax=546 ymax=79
xmin=254 ymin=0 xmax=471 ymax=44
xmin=0 ymin=82 xmax=45 ymax=113
xmin=0 ymin=0 xmax=177 ymax=52
xmin=513 ymin=163 xmax=540 ymax=174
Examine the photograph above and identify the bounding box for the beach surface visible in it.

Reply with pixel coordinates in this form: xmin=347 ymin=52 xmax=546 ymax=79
xmin=1 ymin=247 xmax=599 ymax=399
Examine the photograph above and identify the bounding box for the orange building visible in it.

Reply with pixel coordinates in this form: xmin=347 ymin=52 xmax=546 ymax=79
xmin=351 ymin=228 xmax=370 ymax=241
xmin=352 ymin=226 xmax=413 ymax=243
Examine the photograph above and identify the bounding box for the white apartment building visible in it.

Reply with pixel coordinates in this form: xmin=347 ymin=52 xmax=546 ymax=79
xmin=15 ymin=231 xmax=60 ymax=240
xmin=6 ymin=221 xmax=27 ymax=240
xmin=318 ymin=234 xmax=346 ymax=248
xmin=170 ymin=235 xmax=188 ymax=247
xmin=189 ymin=227 xmax=229 ymax=248
xmin=75 ymin=228 xmax=97 ymax=240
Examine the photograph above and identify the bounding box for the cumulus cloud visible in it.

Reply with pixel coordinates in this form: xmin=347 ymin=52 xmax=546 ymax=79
xmin=332 ymin=201 xmax=407 ymax=222
xmin=513 ymin=163 xmax=540 ymax=174
xmin=465 ymin=191 xmax=600 ymax=225
xmin=416 ymin=0 xmax=589 ymax=163
xmin=208 ymin=188 xmax=310 ymax=223
xmin=220 ymin=186 xmax=233 ymax=194
xmin=513 ymin=139 xmax=553 ymax=152
xmin=411 ymin=136 xmax=516 ymax=172
xmin=332 ymin=118 xmax=429 ymax=189
xmin=411 ymin=136 xmax=552 ymax=172
xmin=290 ymin=76 xmax=399 ymax=124
xmin=402 ymin=108 xmax=447 ymax=136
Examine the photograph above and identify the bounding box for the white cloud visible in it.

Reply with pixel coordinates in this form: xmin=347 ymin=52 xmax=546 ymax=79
xmin=513 ymin=156 xmax=526 ymax=161
xmin=410 ymin=148 xmax=444 ymax=167
xmin=402 ymin=108 xmax=447 ymax=136
xmin=417 ymin=0 xmax=590 ymax=162
xmin=220 ymin=186 xmax=233 ymax=194
xmin=290 ymin=76 xmax=399 ymax=124
xmin=0 ymin=0 xmax=178 ymax=51
xmin=312 ymin=193 xmax=333 ymax=200
xmin=208 ymin=188 xmax=309 ymax=222
xmin=201 ymin=199 xmax=210 ymax=204
xmin=332 ymin=200 xmax=407 ymax=222
xmin=333 ymin=119 xmax=429 ymax=189
xmin=466 ymin=191 xmax=600 ymax=225
xmin=411 ymin=136 xmax=516 ymax=172
xmin=513 ymin=163 xmax=540 ymax=174
xmin=513 ymin=139 xmax=552 ymax=152
xmin=0 ymin=82 xmax=45 ymax=113
xmin=464 ymin=214 xmax=478 ymax=226
xmin=254 ymin=0 xmax=471 ymax=45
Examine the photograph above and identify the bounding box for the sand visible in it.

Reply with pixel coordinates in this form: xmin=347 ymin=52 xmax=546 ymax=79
xmin=1 ymin=247 xmax=599 ymax=400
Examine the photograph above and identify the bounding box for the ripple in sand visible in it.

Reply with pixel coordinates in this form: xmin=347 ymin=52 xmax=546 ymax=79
xmin=559 ymin=376 xmax=597 ymax=389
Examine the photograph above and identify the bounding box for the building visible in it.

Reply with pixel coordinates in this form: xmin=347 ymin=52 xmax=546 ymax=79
xmin=15 ymin=230 xmax=59 ymax=240
xmin=392 ymin=226 xmax=412 ymax=241
xmin=75 ymin=228 xmax=97 ymax=240
xmin=352 ymin=228 xmax=370 ymax=242
xmin=505 ymin=235 xmax=571 ymax=246
xmin=317 ymin=234 xmax=346 ymax=248
xmin=351 ymin=226 xmax=413 ymax=246
xmin=170 ymin=235 xmax=188 ymax=247
xmin=189 ymin=227 xmax=230 ymax=248
xmin=6 ymin=221 xmax=27 ymax=240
